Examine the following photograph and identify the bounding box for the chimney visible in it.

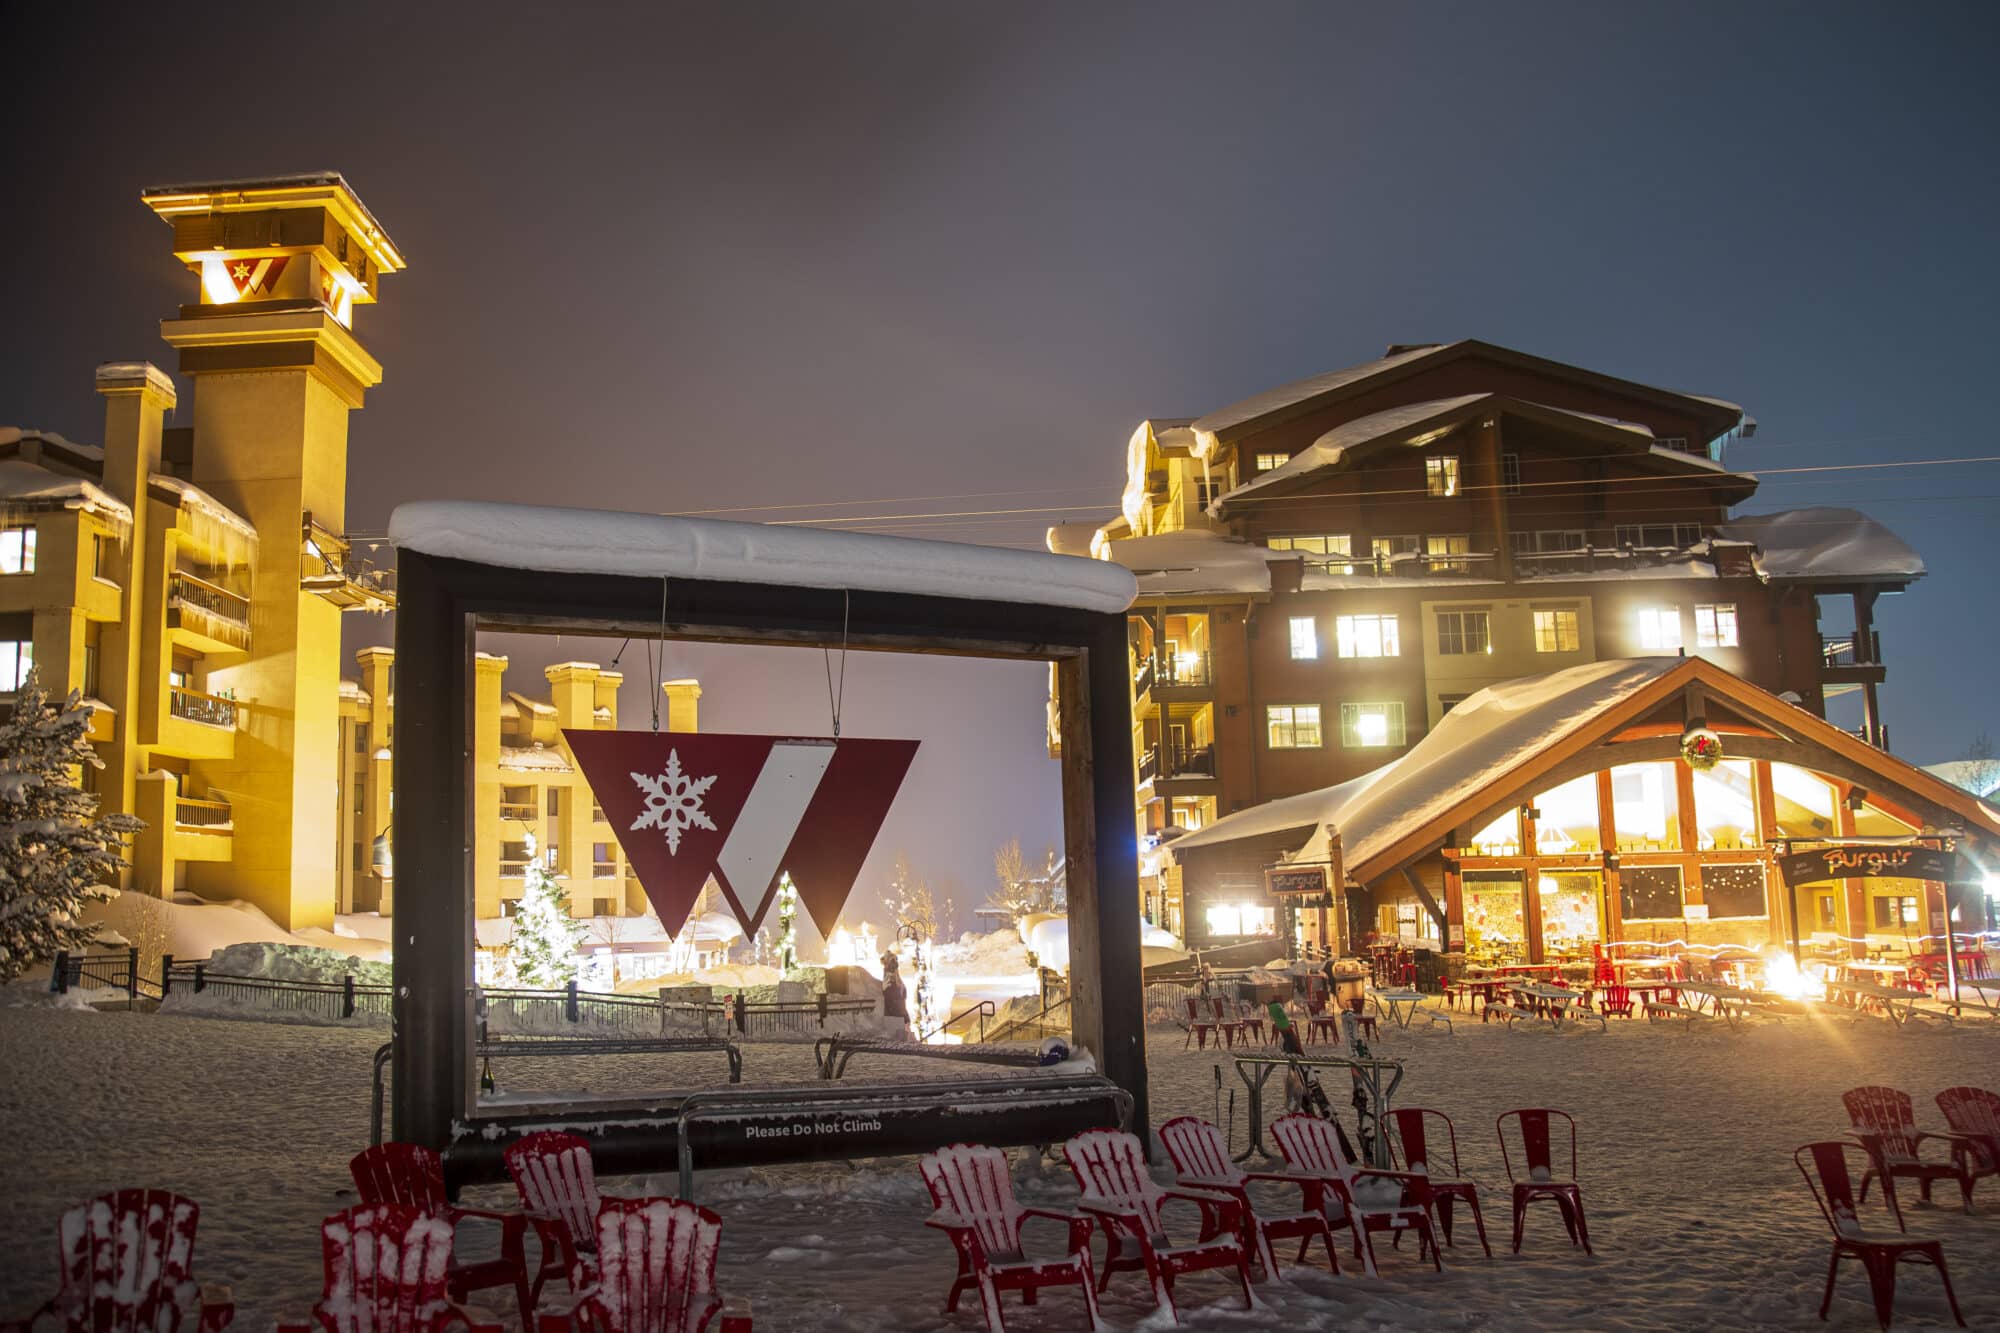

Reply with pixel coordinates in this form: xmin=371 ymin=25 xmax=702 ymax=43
xmin=94 ymin=362 xmax=175 ymax=505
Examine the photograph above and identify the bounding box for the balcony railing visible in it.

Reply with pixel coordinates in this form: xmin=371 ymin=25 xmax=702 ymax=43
xmin=1820 ymin=633 xmax=1881 ymax=669
xmin=1306 ymin=550 xmax=1498 ymax=579
xmin=499 ymin=859 xmax=530 ymax=878
xmin=1141 ymin=743 xmax=1216 ymax=784
xmin=593 ymin=862 xmax=620 ymax=879
xmin=1149 ymin=652 xmax=1212 ymax=688
xmin=167 ymin=570 xmax=252 ymax=651
xmin=169 ymin=686 xmax=238 ymax=728
xmin=499 ymin=802 xmax=538 ymax=822
xmin=174 ymin=796 xmax=232 ymax=829
xmin=1511 ymin=544 xmax=1703 ymax=579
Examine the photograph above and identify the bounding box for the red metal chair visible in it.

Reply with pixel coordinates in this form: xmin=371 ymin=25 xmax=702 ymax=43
xmin=1064 ymin=1128 xmax=1254 ymax=1323
xmin=918 ymin=1144 xmax=1099 ymax=1332
xmin=1181 ymin=997 xmax=1216 ymax=1051
xmin=1933 ymin=1087 xmax=2000 ymax=1202
xmin=1385 ymin=1108 xmax=1492 ymax=1257
xmin=4 ymin=1190 xmax=234 ymax=1333
xmin=1158 ymin=1116 xmax=1339 ymax=1279
xmin=351 ymin=1144 xmax=533 ymax=1326
xmin=1496 ymin=1109 xmax=1591 ymax=1255
xmin=1208 ymin=998 xmax=1245 ymax=1049
xmin=1267 ymin=1112 xmax=1440 ymax=1277
xmin=1842 ymin=1087 xmax=1976 ymax=1213
xmin=506 ymin=1132 xmax=606 ymax=1306
xmin=1795 ymin=1141 xmax=1966 ymax=1329
xmin=1234 ymin=1001 xmax=1267 ymax=1046
xmin=534 ymin=1197 xmax=748 ymax=1333
xmin=277 ymin=1204 xmax=502 ymax=1333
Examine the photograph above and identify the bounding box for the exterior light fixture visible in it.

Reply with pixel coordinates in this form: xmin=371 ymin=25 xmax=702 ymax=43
xmin=371 ymin=826 xmax=393 ymax=878
xmin=1846 ymin=788 xmax=1868 ymax=812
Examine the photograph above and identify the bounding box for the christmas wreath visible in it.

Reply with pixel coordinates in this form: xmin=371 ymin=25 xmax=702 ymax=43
xmin=1681 ymin=725 xmax=1723 ymax=772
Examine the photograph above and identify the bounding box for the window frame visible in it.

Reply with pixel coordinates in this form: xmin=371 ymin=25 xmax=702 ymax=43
xmin=1335 ymin=612 xmax=1400 ymax=659
xmin=1265 ymin=703 xmax=1324 ymax=749
xmin=1424 ymin=455 xmax=1461 ymax=498
xmin=1501 ymin=452 xmax=1522 ymax=496
xmin=1694 ymin=602 xmax=1739 ymax=648
xmin=0 ymin=639 xmax=33 ymax=691
xmin=1254 ymin=452 xmax=1288 ymax=472
xmin=1533 ymin=608 xmax=1581 ymax=654
xmin=1435 ymin=608 xmax=1491 ymax=656
xmin=1339 ymin=701 xmax=1407 ymax=748
xmin=1636 ymin=605 xmax=1684 ymax=652
xmin=1288 ymin=615 xmax=1318 ymax=661
xmin=0 ymin=526 xmax=36 ymax=576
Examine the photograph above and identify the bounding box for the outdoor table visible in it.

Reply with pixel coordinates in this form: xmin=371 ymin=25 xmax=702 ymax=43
xmin=1948 ymin=977 xmax=2000 ymax=1019
xmin=1231 ymin=1053 xmax=1405 ymax=1166
xmin=1372 ymin=989 xmax=1428 ymax=1029
xmin=1672 ymin=981 xmax=1761 ymax=1027
xmin=1614 ymin=957 xmax=1677 ymax=980
xmin=1495 ymin=963 xmax=1562 ymax=977
xmin=1840 ymin=980 xmax=1930 ymax=1026
xmin=1513 ymin=982 xmax=1587 ymax=1025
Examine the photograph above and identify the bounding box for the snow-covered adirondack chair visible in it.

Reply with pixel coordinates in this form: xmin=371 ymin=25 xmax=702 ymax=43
xmin=1181 ymin=998 xmax=1216 ymax=1051
xmin=535 ymin=1198 xmax=748 ymax=1333
xmin=351 ymin=1144 xmax=533 ymax=1325
xmin=1063 ymin=1129 xmax=1255 ymax=1324
xmin=2 ymin=1190 xmax=233 ymax=1333
xmin=918 ymin=1145 xmax=1100 ymax=1332
xmin=1385 ymin=1108 xmax=1491 ymax=1257
xmin=1934 ymin=1087 xmax=2000 ymax=1201
xmin=276 ymin=1204 xmax=502 ymax=1333
xmin=1267 ymin=1112 xmax=1441 ymax=1278
xmin=1157 ymin=1117 xmax=1338 ymax=1279
xmin=506 ymin=1132 xmax=605 ymax=1305
xmin=1794 ymin=1141 xmax=1966 ymax=1330
xmin=1496 ymin=1109 xmax=1592 ymax=1255
xmin=1842 ymin=1086 xmax=1976 ymax=1212
xmin=1596 ymin=985 xmax=1635 ymax=1019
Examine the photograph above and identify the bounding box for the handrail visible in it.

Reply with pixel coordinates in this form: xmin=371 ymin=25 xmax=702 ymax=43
xmin=174 ymin=796 xmax=233 ymax=828
xmin=924 ymin=997 xmax=995 ymax=1043
xmin=169 ymin=567 xmax=250 ymax=607
xmin=168 ymin=685 xmax=240 ymax=727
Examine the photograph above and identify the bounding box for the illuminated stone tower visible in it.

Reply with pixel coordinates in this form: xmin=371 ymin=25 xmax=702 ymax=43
xmin=142 ymin=175 xmax=404 ymax=929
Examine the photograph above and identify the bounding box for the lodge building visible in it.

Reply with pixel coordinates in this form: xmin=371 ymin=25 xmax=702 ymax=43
xmin=1049 ymin=340 xmax=1937 ymax=953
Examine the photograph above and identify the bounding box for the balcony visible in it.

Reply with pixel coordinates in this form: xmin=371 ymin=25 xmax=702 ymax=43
xmin=1306 ymin=551 xmax=1498 ymax=581
xmin=1820 ymin=633 xmax=1886 ymax=688
xmin=1513 ymin=544 xmax=1703 ymax=580
xmin=172 ymin=796 xmax=233 ymax=863
xmin=499 ymin=801 xmax=538 ymax=823
xmin=593 ymin=861 xmax=620 ymax=879
xmin=167 ymin=570 xmax=252 ymax=655
xmin=157 ymin=686 xmax=240 ymax=760
xmin=1140 ymin=743 xmax=1218 ymax=789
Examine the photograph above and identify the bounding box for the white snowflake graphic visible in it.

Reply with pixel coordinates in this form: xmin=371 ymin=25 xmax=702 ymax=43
xmin=629 ymin=750 xmax=718 ymax=854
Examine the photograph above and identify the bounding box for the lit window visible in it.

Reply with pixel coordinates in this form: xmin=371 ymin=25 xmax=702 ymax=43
xmin=93 ymin=534 xmax=116 ymax=582
xmin=1288 ymin=616 xmax=1318 ymax=660
xmin=1340 ymin=701 xmax=1406 ymax=748
xmin=1255 ymin=453 xmax=1288 ymax=472
xmin=1266 ymin=704 xmax=1322 ymax=749
xmin=0 ymin=640 xmax=32 ymax=691
xmin=1436 ymin=609 xmax=1491 ymax=655
xmin=1266 ymin=534 xmax=1351 ymax=558
xmin=1424 ymin=534 xmax=1470 ymax=572
xmin=0 ymin=527 xmax=36 ymax=575
xmin=1534 ymin=609 xmax=1581 ymax=654
xmin=1502 ymin=453 xmax=1522 ymax=496
xmin=1336 ymin=614 xmax=1400 ymax=658
xmin=1871 ymin=896 xmax=1920 ymax=928
xmin=1695 ymin=603 xmax=1738 ymax=648
xmin=1425 ymin=456 xmax=1460 ymax=497
xmin=1637 ymin=606 xmax=1683 ymax=651
xmin=1510 ymin=530 xmax=1586 ymax=554
xmin=1616 ymin=522 xmax=1704 ymax=549
xmin=1205 ymin=902 xmax=1276 ymax=937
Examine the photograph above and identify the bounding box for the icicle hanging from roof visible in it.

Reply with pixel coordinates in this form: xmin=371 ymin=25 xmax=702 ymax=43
xmin=152 ymin=474 xmax=258 ymax=569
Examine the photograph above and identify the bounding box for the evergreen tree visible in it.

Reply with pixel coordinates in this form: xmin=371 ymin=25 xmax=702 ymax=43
xmin=774 ymin=872 xmax=799 ymax=972
xmin=511 ymin=832 xmax=583 ymax=987
xmin=0 ymin=673 xmax=144 ymax=983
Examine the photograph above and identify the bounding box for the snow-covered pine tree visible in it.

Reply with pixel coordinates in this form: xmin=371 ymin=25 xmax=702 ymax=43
xmin=510 ymin=832 xmax=583 ymax=987
xmin=0 ymin=672 xmax=144 ymax=983
xmin=775 ymin=872 xmax=799 ymax=973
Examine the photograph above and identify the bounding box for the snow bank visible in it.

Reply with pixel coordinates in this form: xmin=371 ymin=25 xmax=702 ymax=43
xmin=389 ymin=501 xmax=1138 ymax=614
xmin=79 ymin=891 xmax=395 ymax=964
xmin=0 ymin=981 xmax=106 ymax=1011
xmin=197 ymin=941 xmax=390 ymax=985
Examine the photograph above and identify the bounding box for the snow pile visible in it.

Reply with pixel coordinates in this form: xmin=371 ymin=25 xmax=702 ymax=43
xmin=389 ymin=501 xmax=1139 ymax=614
xmin=79 ymin=891 xmax=392 ymax=965
xmin=1093 ymin=529 xmax=1277 ymax=595
xmin=198 ymin=941 xmax=390 ymax=985
xmin=0 ymin=980 xmax=103 ymax=1011
xmin=1718 ymin=507 xmax=1926 ymax=582
xmin=934 ymin=929 xmax=1032 ymax=978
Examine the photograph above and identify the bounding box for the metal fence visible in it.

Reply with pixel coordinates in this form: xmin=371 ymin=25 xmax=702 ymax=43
xmin=164 ymin=960 xmax=392 ymax=1021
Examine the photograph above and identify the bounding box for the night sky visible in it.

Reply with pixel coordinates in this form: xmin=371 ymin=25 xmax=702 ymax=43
xmin=9 ymin=3 xmax=1999 ymax=935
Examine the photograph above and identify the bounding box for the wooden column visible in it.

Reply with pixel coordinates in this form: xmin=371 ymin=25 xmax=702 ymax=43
xmin=1442 ymin=852 xmax=1465 ymax=955
xmin=1753 ymin=761 xmax=1785 ymax=947
xmin=1835 ymin=786 xmax=1865 ymax=957
xmin=1520 ymin=805 xmax=1544 ymax=963
xmin=1675 ymin=760 xmax=1703 ymax=916
xmin=1597 ymin=770 xmax=1622 ymax=945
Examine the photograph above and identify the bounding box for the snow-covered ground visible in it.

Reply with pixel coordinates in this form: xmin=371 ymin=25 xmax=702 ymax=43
xmin=2 ymin=1004 xmax=1995 ymax=1330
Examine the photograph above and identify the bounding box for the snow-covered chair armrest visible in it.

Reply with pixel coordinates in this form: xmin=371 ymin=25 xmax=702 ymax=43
xmin=923 ymin=1209 xmax=972 ymax=1232
xmin=1076 ymin=1200 xmax=1150 ymax=1235
xmin=1160 ymin=1186 xmax=1245 ymax=1233
xmin=1019 ymin=1206 xmax=1097 ymax=1254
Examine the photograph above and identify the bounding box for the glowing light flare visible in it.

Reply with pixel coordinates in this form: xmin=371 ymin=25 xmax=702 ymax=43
xmin=1355 ymin=712 xmax=1389 ymax=745
xmin=200 ymin=256 xmax=246 ymax=306
xmin=1763 ymin=948 xmax=1824 ymax=1003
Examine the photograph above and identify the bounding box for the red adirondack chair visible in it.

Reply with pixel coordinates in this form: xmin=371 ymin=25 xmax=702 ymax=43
xmin=1063 ymin=1128 xmax=1255 ymax=1324
xmin=1496 ymin=1109 xmax=1592 ymax=1255
xmin=3 ymin=1190 xmax=233 ymax=1333
xmin=1934 ymin=1087 xmax=2000 ymax=1200
xmin=277 ymin=1204 xmax=502 ymax=1333
xmin=918 ymin=1144 xmax=1100 ymax=1332
xmin=506 ymin=1132 xmax=606 ymax=1305
xmin=1268 ymin=1112 xmax=1440 ymax=1278
xmin=1597 ymin=984 xmax=1635 ymax=1018
xmin=1157 ymin=1116 xmax=1339 ymax=1279
xmin=1385 ymin=1108 xmax=1492 ymax=1257
xmin=1842 ymin=1087 xmax=1976 ymax=1212
xmin=1181 ymin=998 xmax=1216 ymax=1051
xmin=351 ymin=1144 xmax=533 ymax=1325
xmin=1795 ymin=1141 xmax=1966 ymax=1329
xmin=535 ymin=1198 xmax=748 ymax=1333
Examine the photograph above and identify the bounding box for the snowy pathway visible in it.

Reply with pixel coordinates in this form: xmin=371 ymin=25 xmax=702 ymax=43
xmin=3 ymin=1006 xmax=1996 ymax=1330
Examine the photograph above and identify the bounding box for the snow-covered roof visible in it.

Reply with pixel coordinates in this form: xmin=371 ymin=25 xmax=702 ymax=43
xmin=1044 ymin=521 xmax=1104 ymax=558
xmin=1716 ymin=508 xmax=1925 ymax=583
xmin=1924 ymin=760 xmax=2000 ymax=801
xmin=0 ymin=426 xmax=104 ymax=462
xmin=1094 ymin=529 xmax=1277 ymax=596
xmin=499 ymin=744 xmax=571 ymax=772
xmin=1119 ymin=419 xmax=1196 ymax=529
xmin=150 ymin=474 xmax=256 ymax=539
xmin=1170 ymin=766 xmax=1391 ymax=854
xmin=389 ymin=501 xmax=1137 ymax=615
xmin=0 ymin=457 xmax=132 ymax=527
xmin=1331 ymin=659 xmax=1682 ymax=874
xmin=1192 ymin=345 xmax=1443 ymax=454
xmin=338 ymin=679 xmax=371 ymax=703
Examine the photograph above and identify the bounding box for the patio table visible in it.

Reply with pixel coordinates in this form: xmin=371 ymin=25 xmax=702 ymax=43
xmin=1948 ymin=977 xmax=2000 ymax=1019
xmin=1513 ymin=982 xmax=1588 ymax=1026
xmin=1372 ymin=989 xmax=1428 ymax=1029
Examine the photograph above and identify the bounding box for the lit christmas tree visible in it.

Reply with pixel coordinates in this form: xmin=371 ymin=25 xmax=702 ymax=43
xmin=0 ymin=673 xmax=144 ymax=983
xmin=775 ymin=872 xmax=799 ymax=973
xmin=511 ymin=831 xmax=583 ymax=987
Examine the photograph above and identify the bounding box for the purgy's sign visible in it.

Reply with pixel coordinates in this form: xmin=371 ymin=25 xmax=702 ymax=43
xmin=1777 ymin=844 xmax=1957 ymax=886
xmin=1266 ymin=865 xmax=1327 ymax=898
